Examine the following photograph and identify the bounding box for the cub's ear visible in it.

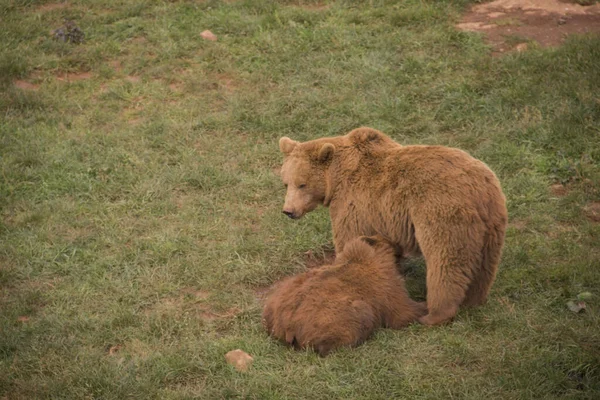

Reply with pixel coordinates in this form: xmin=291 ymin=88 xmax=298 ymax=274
xmin=318 ymin=143 xmax=335 ymax=162
xmin=279 ymin=137 xmax=299 ymax=155
xmin=359 ymin=236 xmax=379 ymax=246
xmin=359 ymin=234 xmax=397 ymax=250
xmin=348 ymin=127 xmax=384 ymax=143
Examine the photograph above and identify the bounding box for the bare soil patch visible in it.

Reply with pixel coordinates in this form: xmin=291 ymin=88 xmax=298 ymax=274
xmin=120 ymin=95 xmax=145 ymax=123
xmin=458 ymin=0 xmax=600 ymax=54
xmin=295 ymin=2 xmax=330 ymax=11
xmin=37 ymin=2 xmax=70 ymax=12
xmin=125 ymin=75 xmax=141 ymax=83
xmin=215 ymin=73 xmax=237 ymax=92
xmin=129 ymin=36 xmax=147 ymax=45
xmin=583 ymin=201 xmax=600 ymax=222
xmin=143 ymin=288 xmax=239 ymax=322
xmin=168 ymin=81 xmax=183 ymax=92
xmin=550 ymin=183 xmax=569 ymax=197
xmin=108 ymin=60 xmax=123 ymax=73
xmin=14 ymin=80 xmax=40 ymax=91
xmin=55 ymin=71 xmax=93 ymax=81
xmin=509 ymin=218 xmax=529 ymax=230
xmin=546 ymin=222 xmax=578 ymax=239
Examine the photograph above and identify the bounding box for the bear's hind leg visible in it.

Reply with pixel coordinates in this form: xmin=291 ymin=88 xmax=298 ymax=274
xmin=418 ymin=251 xmax=480 ymax=326
xmin=462 ymin=264 xmax=495 ymax=307
xmin=462 ymin=230 xmax=504 ymax=307
xmin=414 ymin=220 xmax=486 ymax=326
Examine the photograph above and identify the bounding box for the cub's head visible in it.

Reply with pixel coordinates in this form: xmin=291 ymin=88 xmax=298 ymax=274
xmin=279 ymin=137 xmax=335 ymax=219
xmin=337 ymin=234 xmax=402 ymax=266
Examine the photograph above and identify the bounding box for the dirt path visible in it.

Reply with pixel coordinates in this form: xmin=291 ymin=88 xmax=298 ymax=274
xmin=457 ymin=0 xmax=600 ymax=54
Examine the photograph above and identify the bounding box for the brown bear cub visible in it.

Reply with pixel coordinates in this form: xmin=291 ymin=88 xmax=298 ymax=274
xmin=262 ymin=235 xmax=426 ymax=356
xmin=279 ymin=127 xmax=508 ymax=326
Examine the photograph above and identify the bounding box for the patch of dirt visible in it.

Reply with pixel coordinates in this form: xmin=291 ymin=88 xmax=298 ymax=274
xmin=583 ymin=201 xmax=600 ymax=222
xmin=107 ymin=344 xmax=122 ymax=355
xmin=98 ymin=82 xmax=109 ymax=94
xmin=180 ymin=287 xmax=210 ymax=300
xmin=121 ymin=95 xmax=145 ymax=123
xmin=108 ymin=60 xmax=123 ymax=73
xmin=170 ymin=189 xmax=194 ymax=209
xmin=168 ymin=81 xmax=183 ymax=91
xmin=53 ymin=224 xmax=95 ymax=244
xmin=125 ymin=75 xmax=141 ymax=83
xmin=129 ymin=36 xmax=147 ymax=45
xmin=457 ymin=0 xmax=600 ymax=54
xmin=37 ymin=2 xmax=70 ymax=12
xmin=14 ymin=80 xmax=40 ymax=91
xmin=550 ymin=183 xmax=569 ymax=196
xmin=126 ymin=117 xmax=143 ymax=125
xmin=215 ymin=73 xmax=237 ymax=92
xmin=508 ymin=218 xmax=529 ymax=230
xmin=55 ymin=71 xmax=93 ymax=81
xmin=296 ymin=2 xmax=330 ymax=11
xmin=546 ymin=222 xmax=578 ymax=239
xmin=143 ymin=288 xmax=240 ymax=322
xmin=196 ymin=72 xmax=239 ymax=93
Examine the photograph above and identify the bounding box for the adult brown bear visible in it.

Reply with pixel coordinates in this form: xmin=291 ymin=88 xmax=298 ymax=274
xmin=279 ymin=127 xmax=508 ymax=326
xmin=262 ymin=235 xmax=426 ymax=356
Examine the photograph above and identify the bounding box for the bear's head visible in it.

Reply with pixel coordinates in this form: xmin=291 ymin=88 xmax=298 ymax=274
xmin=279 ymin=137 xmax=335 ymax=219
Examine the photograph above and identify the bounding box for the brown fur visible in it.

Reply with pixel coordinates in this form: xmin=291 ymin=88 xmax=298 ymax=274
xmin=262 ymin=235 xmax=427 ymax=356
xmin=279 ymin=127 xmax=508 ymax=325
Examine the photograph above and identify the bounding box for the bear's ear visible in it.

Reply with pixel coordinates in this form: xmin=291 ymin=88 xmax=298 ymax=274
xmin=359 ymin=236 xmax=379 ymax=247
xmin=318 ymin=143 xmax=335 ymax=162
xmin=279 ymin=137 xmax=298 ymax=155
xmin=348 ymin=127 xmax=384 ymax=143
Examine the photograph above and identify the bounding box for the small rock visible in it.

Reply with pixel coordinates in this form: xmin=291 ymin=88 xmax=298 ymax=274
xmin=515 ymin=43 xmax=528 ymax=52
xmin=557 ymin=16 xmax=567 ymax=26
xmin=567 ymin=300 xmax=586 ymax=313
xmin=53 ymin=20 xmax=85 ymax=44
xmin=201 ymin=30 xmax=217 ymax=41
xmin=225 ymin=349 xmax=253 ymax=372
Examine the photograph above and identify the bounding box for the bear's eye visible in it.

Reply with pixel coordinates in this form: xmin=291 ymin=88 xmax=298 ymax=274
xmin=298 ymin=184 xmax=306 ymax=189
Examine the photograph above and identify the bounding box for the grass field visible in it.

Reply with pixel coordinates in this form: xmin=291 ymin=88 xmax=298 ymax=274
xmin=1 ymin=0 xmax=599 ymax=398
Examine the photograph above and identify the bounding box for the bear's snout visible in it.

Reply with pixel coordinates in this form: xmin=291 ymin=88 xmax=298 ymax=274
xmin=282 ymin=210 xmax=298 ymax=219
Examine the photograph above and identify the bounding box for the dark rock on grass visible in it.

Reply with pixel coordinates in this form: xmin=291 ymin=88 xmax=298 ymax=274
xmin=53 ymin=20 xmax=85 ymax=44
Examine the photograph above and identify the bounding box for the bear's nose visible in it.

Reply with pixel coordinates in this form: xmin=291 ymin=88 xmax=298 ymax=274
xmin=282 ymin=210 xmax=296 ymax=219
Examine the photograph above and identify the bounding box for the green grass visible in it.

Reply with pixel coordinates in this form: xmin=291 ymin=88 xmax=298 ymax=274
xmin=1 ymin=0 xmax=599 ymax=398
